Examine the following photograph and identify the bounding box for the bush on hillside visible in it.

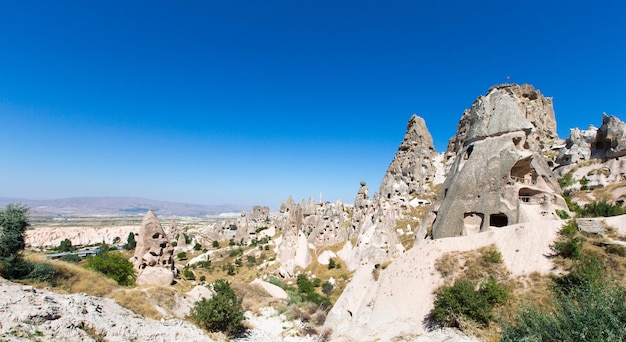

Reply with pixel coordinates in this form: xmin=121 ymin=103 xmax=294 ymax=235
xmin=85 ymin=249 xmax=136 ymax=286
xmin=580 ymin=199 xmax=625 ymax=218
xmin=553 ymin=220 xmax=582 ymax=259
xmin=431 ymin=276 xmax=509 ymax=327
xmin=190 ymin=279 xmax=245 ymax=337
xmin=501 ymin=252 xmax=626 ymax=341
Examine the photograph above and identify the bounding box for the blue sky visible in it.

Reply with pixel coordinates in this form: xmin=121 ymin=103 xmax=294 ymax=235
xmin=1 ymin=1 xmax=624 ymax=208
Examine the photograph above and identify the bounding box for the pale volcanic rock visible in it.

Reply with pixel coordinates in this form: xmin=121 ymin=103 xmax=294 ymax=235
xmin=422 ymin=84 xmax=567 ymax=239
xmin=132 ymin=210 xmax=176 ymax=286
xmin=25 ymin=226 xmax=138 ymax=248
xmin=446 ymin=83 xmax=558 ymax=157
xmin=0 ymin=277 xmax=214 ymax=342
xmin=378 ymin=115 xmax=437 ymax=199
xmin=250 ymin=279 xmax=288 ymax=299
xmin=326 ymin=221 xmax=561 ymax=341
xmin=317 ymin=250 xmax=337 ymax=265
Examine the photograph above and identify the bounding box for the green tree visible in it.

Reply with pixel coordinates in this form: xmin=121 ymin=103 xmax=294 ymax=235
xmin=85 ymin=249 xmax=136 ymax=286
xmin=0 ymin=204 xmax=30 ymax=259
xmin=212 ymin=240 xmax=220 ymax=248
xmin=0 ymin=204 xmax=34 ymax=279
xmin=190 ymin=279 xmax=245 ymax=336
xmin=58 ymin=238 xmax=74 ymax=252
xmin=194 ymin=242 xmax=202 ymax=251
xmin=124 ymin=232 xmax=137 ymax=250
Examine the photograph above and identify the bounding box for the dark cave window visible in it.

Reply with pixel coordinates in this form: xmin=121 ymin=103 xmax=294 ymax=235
xmin=490 ymin=213 xmax=508 ymax=227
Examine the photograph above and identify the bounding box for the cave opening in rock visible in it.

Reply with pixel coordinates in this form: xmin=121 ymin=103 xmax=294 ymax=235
xmin=489 ymin=213 xmax=508 ymax=227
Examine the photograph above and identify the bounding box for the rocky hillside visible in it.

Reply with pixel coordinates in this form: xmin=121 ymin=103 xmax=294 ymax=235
xmin=325 ymin=84 xmax=626 ymax=340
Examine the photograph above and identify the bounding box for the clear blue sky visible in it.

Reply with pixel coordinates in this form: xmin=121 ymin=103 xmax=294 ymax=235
xmin=1 ymin=1 xmax=624 ymax=208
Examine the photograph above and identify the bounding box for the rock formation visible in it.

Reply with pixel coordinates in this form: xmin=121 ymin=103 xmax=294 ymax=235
xmin=133 ymin=210 xmax=177 ymax=286
xmin=557 ymin=114 xmax=626 ymax=164
xmin=554 ymin=113 xmax=626 ymax=191
xmin=422 ymin=84 xmax=567 ymax=239
xmin=326 ymin=84 xmax=570 ymax=340
xmin=445 ymin=83 xmax=558 ymax=158
xmin=275 ymin=201 xmax=312 ymax=277
xmin=378 ymin=115 xmax=437 ymax=199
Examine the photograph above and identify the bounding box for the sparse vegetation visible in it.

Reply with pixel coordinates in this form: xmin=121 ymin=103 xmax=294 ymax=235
xmin=580 ymin=199 xmax=625 ymax=218
xmin=190 ymin=279 xmax=245 ymax=337
xmin=431 ymin=276 xmax=509 ymax=327
xmin=84 ymin=246 xmax=136 ymax=286
xmin=553 ymin=220 xmax=582 ymax=259
xmin=501 ymin=252 xmax=626 ymax=341
xmin=555 ymin=209 xmax=570 ymax=219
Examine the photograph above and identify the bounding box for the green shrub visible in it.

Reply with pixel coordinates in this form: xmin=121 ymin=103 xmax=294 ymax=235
xmin=502 ymin=253 xmax=626 ymax=341
xmin=183 ymin=268 xmax=195 ymax=280
xmin=194 ymin=242 xmax=202 ymax=251
xmin=28 ymin=262 xmax=56 ymax=282
xmin=190 ymin=279 xmax=245 ymax=336
xmin=212 ymin=240 xmax=220 ymax=248
xmin=269 ymin=276 xmax=286 ymax=289
xmin=580 ymin=200 xmax=625 ymax=218
xmin=555 ymin=209 xmax=570 ymax=219
xmin=1 ymin=254 xmax=33 ymax=279
xmin=431 ymin=276 xmax=509 ymax=327
xmin=59 ymin=254 xmax=82 ymax=263
xmin=199 ymin=275 xmax=206 ymax=282
xmin=558 ymin=174 xmax=574 ymax=189
xmin=327 ymin=258 xmax=337 ymax=270
xmin=297 ymin=274 xmax=315 ymax=294
xmin=579 ymin=176 xmax=590 ymax=191
xmin=553 ymin=220 xmax=582 ymax=259
xmin=85 ymin=250 xmax=136 ymax=286
xmin=481 ymin=247 xmax=503 ymax=265
xmin=177 ymin=252 xmax=187 ymax=260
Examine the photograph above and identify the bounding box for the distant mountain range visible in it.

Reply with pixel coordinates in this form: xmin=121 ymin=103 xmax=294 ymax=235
xmin=0 ymin=197 xmax=248 ymax=217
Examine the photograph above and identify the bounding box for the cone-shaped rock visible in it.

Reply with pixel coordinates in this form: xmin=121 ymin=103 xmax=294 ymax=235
xmin=133 ymin=210 xmax=176 ymax=285
xmin=378 ymin=115 xmax=437 ymax=199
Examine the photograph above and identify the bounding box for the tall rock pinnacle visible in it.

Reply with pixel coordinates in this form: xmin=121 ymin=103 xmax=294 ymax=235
xmin=378 ymin=114 xmax=437 ymax=199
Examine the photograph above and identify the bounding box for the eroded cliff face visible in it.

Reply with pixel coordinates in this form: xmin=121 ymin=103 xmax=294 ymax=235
xmin=446 ymin=83 xmax=558 ymax=158
xmin=423 ymin=84 xmax=567 ymax=239
xmin=378 ymin=115 xmax=438 ymax=199
xmin=326 ymin=84 xmax=571 ymax=340
xmin=554 ymin=113 xmax=626 ymax=192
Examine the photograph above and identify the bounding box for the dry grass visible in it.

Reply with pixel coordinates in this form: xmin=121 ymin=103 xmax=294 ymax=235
xmin=109 ymin=289 xmax=163 ymax=320
xmin=435 ymin=252 xmax=460 ymax=281
xmin=395 ymin=189 xmax=439 ymax=250
xmin=22 ymin=255 xmax=119 ymax=297
xmin=231 ymin=282 xmax=279 ymax=314
xmin=146 ymin=286 xmax=179 ymax=311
